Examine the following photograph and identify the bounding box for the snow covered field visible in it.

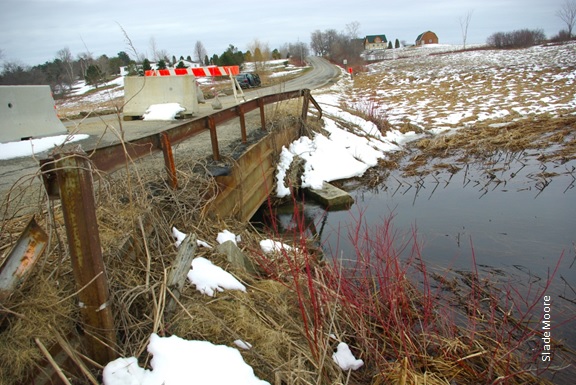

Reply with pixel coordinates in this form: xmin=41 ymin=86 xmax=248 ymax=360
xmin=350 ymin=42 xmax=576 ymax=131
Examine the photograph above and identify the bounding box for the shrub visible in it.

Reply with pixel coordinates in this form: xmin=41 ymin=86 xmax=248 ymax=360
xmin=550 ymin=29 xmax=572 ymax=42
xmin=486 ymin=29 xmax=546 ymax=48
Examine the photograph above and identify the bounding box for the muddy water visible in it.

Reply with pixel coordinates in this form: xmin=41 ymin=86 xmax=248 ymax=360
xmin=258 ymin=152 xmax=576 ymax=374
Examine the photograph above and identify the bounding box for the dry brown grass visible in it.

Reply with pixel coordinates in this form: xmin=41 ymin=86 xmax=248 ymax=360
xmin=0 ymin=105 xmax=344 ymax=384
xmin=402 ymin=114 xmax=576 ymax=177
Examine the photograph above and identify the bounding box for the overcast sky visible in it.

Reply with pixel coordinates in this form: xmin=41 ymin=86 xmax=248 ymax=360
xmin=0 ymin=0 xmax=569 ymax=66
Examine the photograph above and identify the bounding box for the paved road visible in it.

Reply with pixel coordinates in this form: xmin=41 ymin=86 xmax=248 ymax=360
xmin=61 ymin=56 xmax=340 ymax=148
xmin=0 ymin=57 xmax=341 ymax=218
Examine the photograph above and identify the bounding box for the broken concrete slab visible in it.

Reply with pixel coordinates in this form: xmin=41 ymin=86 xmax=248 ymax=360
xmin=305 ymin=182 xmax=354 ymax=210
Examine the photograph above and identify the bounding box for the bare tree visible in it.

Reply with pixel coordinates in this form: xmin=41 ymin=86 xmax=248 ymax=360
xmin=459 ymin=10 xmax=474 ymax=49
xmin=556 ymin=0 xmax=576 ymax=38
xmin=247 ymin=39 xmax=270 ymax=70
xmin=149 ymin=37 xmax=168 ymax=62
xmin=310 ymin=30 xmax=326 ymax=56
xmin=77 ymin=51 xmax=93 ymax=77
xmin=345 ymin=21 xmax=361 ymax=39
xmin=194 ymin=41 xmax=207 ymax=63
xmin=56 ymin=47 xmax=75 ymax=91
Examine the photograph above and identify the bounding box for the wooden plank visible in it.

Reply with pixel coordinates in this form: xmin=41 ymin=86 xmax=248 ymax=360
xmin=166 ymin=233 xmax=197 ymax=316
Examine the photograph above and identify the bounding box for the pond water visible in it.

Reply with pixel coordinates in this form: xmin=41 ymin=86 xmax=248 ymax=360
xmin=254 ymin=151 xmax=576 ymax=377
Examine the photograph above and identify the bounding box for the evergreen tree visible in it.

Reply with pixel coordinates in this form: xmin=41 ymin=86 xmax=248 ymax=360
xmin=117 ymin=51 xmax=131 ymax=66
xmin=176 ymin=61 xmax=187 ymax=69
xmin=142 ymin=59 xmax=152 ymax=72
xmin=157 ymin=59 xmax=167 ymax=70
xmin=85 ymin=64 xmax=103 ymax=88
xmin=387 ymin=41 xmax=393 ymax=49
xmin=395 ymin=39 xmax=400 ymax=48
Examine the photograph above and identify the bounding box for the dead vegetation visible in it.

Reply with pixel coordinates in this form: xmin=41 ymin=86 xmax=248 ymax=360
xmin=401 ymin=114 xmax=576 ymax=177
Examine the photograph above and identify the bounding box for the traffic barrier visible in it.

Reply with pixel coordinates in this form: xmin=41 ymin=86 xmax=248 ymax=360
xmin=145 ymin=66 xmax=240 ymax=77
xmin=123 ymin=75 xmax=200 ymax=119
xmin=0 ymin=85 xmax=68 ymax=143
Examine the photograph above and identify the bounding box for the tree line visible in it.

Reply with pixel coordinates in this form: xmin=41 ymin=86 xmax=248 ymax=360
xmin=0 ymin=36 xmax=312 ymax=97
xmin=2 ymin=0 xmax=575 ymax=96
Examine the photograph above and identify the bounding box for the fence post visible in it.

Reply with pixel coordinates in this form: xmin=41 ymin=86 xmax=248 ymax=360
xmin=54 ymin=151 xmax=117 ymax=365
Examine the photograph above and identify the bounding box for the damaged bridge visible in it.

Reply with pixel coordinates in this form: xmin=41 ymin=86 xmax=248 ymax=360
xmin=31 ymin=89 xmax=322 ymax=368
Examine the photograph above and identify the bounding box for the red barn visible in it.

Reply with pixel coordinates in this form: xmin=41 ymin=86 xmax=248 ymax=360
xmin=416 ymin=31 xmax=439 ymax=46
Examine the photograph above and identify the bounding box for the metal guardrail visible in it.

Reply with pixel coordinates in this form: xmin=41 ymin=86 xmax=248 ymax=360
xmin=40 ymin=88 xmax=320 ymax=196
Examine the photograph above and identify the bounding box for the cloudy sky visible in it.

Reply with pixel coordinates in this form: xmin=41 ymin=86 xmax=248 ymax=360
xmin=0 ymin=0 xmax=569 ymax=66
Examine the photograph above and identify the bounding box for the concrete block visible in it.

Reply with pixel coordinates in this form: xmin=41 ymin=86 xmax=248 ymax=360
xmin=123 ymin=75 xmax=199 ymax=118
xmin=306 ymin=182 xmax=354 ymax=210
xmin=0 ymin=85 xmax=68 ymax=143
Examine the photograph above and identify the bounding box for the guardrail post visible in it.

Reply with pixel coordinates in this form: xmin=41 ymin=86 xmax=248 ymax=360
xmin=301 ymin=89 xmax=310 ymax=124
xmin=258 ymin=99 xmax=266 ymax=130
xmin=207 ymin=116 xmax=220 ymax=161
xmin=160 ymin=132 xmax=178 ymax=189
xmin=237 ymin=105 xmax=247 ymax=143
xmin=54 ymin=151 xmax=117 ymax=365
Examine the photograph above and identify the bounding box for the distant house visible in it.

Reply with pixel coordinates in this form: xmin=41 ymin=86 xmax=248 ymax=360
xmin=416 ymin=31 xmax=439 ymax=46
xmin=364 ymin=35 xmax=388 ymax=50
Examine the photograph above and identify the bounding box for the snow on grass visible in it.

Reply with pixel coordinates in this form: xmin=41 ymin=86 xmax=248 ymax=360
xmin=103 ymin=333 xmax=269 ymax=385
xmin=171 ymin=227 xmax=244 ymax=297
xmin=332 ymin=342 xmax=364 ymax=371
xmin=187 ymin=257 xmax=246 ymax=297
xmin=269 ymin=68 xmax=305 ymax=78
xmin=352 ymin=42 xmax=576 ymax=131
xmin=259 ymin=239 xmax=292 ymax=253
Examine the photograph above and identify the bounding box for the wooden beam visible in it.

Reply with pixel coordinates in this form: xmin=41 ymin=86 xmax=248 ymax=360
xmin=165 ymin=233 xmax=197 ymax=317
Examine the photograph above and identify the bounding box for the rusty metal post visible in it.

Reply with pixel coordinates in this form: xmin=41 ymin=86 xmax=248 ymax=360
xmin=301 ymin=89 xmax=310 ymax=124
xmin=54 ymin=151 xmax=117 ymax=365
xmin=159 ymin=132 xmax=178 ymax=189
xmin=207 ymin=116 xmax=220 ymax=161
xmin=237 ymin=105 xmax=247 ymax=143
xmin=258 ymin=99 xmax=266 ymax=131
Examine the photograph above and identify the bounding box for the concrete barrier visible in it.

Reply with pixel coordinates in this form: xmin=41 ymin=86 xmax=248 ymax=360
xmin=123 ymin=75 xmax=199 ymax=120
xmin=0 ymin=85 xmax=68 ymax=143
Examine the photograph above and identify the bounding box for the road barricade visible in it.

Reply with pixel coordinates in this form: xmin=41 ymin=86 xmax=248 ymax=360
xmin=123 ymin=75 xmax=200 ymax=120
xmin=0 ymin=85 xmax=67 ymax=143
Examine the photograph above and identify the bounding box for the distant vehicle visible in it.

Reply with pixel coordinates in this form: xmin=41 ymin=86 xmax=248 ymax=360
xmin=235 ymin=73 xmax=261 ymax=89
